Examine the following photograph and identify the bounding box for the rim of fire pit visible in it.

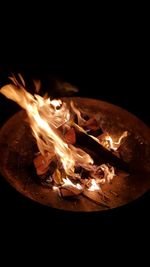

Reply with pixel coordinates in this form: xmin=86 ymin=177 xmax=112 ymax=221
xmin=0 ymin=97 xmax=150 ymax=212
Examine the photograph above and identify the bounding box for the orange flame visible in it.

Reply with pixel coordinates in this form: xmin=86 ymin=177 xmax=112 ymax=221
xmin=0 ymin=76 xmax=124 ymax=194
xmin=0 ymin=81 xmax=93 ymax=177
xmin=70 ymin=99 xmax=127 ymax=151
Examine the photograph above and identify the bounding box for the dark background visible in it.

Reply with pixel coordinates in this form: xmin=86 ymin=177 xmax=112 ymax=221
xmin=0 ymin=19 xmax=149 ymax=238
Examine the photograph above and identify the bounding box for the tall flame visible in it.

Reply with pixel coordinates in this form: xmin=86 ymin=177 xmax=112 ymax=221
xmin=0 ymin=82 xmax=93 ymax=177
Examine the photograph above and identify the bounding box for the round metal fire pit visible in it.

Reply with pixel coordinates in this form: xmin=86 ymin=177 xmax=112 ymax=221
xmin=0 ymin=97 xmax=150 ymax=212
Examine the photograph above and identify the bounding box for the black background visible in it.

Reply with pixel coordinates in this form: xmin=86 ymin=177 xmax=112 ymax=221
xmin=0 ymin=17 xmax=149 ymax=240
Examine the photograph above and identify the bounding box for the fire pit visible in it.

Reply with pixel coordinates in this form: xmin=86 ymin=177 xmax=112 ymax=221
xmin=0 ymin=80 xmax=150 ymax=211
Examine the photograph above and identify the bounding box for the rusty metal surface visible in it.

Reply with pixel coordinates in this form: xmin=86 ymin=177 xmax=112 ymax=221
xmin=0 ymin=97 xmax=150 ymax=212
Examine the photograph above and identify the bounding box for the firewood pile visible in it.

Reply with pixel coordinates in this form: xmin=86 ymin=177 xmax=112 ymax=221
xmin=33 ymin=107 xmax=127 ymax=206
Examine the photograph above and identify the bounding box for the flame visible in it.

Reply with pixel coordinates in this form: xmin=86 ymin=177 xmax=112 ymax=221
xmin=62 ymin=177 xmax=83 ymax=190
xmin=88 ymin=179 xmax=100 ymax=191
xmin=0 ymin=76 xmax=122 ymax=195
xmin=70 ymin=101 xmax=86 ymax=126
xmin=70 ymin=100 xmax=127 ymax=151
xmin=0 ymin=81 xmax=93 ymax=177
xmin=104 ymin=131 xmax=128 ymax=151
xmin=100 ymin=164 xmax=115 ymax=183
xmin=97 ymin=131 xmax=128 ymax=151
xmin=52 ymin=186 xmax=61 ymax=196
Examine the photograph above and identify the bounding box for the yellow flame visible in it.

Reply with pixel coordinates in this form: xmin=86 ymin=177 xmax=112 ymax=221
xmin=70 ymin=100 xmax=127 ymax=152
xmin=96 ymin=131 xmax=128 ymax=151
xmin=100 ymin=164 xmax=115 ymax=183
xmin=0 ymin=76 xmax=121 ymax=193
xmin=105 ymin=131 xmax=128 ymax=151
xmin=88 ymin=179 xmax=100 ymax=191
xmin=0 ymin=82 xmax=93 ymax=177
xmin=62 ymin=177 xmax=83 ymax=190
xmin=70 ymin=101 xmax=86 ymax=126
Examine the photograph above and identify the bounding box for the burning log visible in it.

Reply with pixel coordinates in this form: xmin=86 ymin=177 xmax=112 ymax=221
xmin=2 ymin=76 xmax=145 ymax=212
xmin=74 ymin=128 xmax=131 ymax=173
xmin=1 ymin=86 xmax=150 ymax=212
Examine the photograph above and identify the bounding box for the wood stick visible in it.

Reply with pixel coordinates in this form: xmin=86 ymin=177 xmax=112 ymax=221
xmin=60 ymin=184 xmax=83 ymax=197
xmin=83 ymin=190 xmax=110 ymax=208
xmin=74 ymin=127 xmax=131 ymax=173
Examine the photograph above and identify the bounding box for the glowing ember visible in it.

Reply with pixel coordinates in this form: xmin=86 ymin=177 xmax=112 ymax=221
xmin=0 ymin=75 xmax=128 ymax=198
